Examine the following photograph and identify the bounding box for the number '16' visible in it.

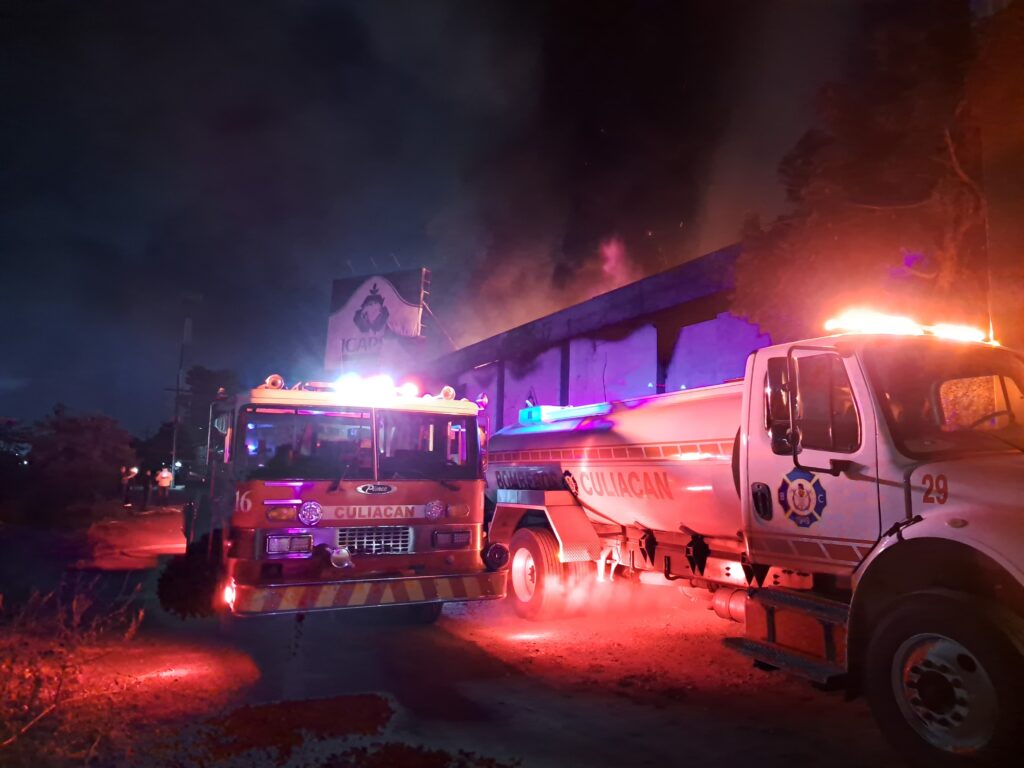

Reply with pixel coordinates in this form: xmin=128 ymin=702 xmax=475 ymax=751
xmin=922 ymin=474 xmax=948 ymax=504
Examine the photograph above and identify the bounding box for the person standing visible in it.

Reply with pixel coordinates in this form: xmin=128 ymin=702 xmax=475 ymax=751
xmin=121 ymin=466 xmax=138 ymax=508
xmin=156 ymin=466 xmax=173 ymax=505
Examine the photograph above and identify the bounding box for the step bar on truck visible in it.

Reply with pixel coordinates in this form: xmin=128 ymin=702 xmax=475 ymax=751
xmin=724 ymin=587 xmax=850 ymax=688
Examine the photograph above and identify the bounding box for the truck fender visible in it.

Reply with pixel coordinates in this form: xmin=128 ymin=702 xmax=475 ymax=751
xmin=848 ymin=536 xmax=1024 ymax=691
xmin=489 ymin=490 xmax=603 ymax=564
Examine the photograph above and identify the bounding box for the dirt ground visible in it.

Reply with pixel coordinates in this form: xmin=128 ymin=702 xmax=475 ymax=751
xmin=5 ymin=579 xmax=901 ymax=767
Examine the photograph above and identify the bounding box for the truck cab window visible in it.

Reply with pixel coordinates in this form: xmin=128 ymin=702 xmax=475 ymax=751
xmin=235 ymin=407 xmax=373 ymax=481
xmin=794 ymin=354 xmax=860 ymax=453
xmin=865 ymin=339 xmax=1024 ymax=457
xmin=765 ymin=357 xmax=792 ymax=454
xmin=765 ymin=354 xmax=859 ymax=454
xmin=939 ymin=375 xmax=1023 ymax=432
xmin=377 ymin=410 xmax=479 ymax=480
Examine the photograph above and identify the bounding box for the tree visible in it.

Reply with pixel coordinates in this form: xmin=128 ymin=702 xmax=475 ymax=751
xmin=0 ymin=418 xmax=31 ymax=501
xmin=967 ymin=0 xmax=1024 ymax=348
xmin=135 ymin=421 xmax=196 ymax=472
xmin=22 ymin=405 xmax=136 ymax=516
xmin=732 ymin=2 xmax=989 ymax=341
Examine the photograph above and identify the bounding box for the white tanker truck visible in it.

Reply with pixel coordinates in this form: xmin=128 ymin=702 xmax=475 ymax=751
xmin=484 ymin=311 xmax=1024 ymax=765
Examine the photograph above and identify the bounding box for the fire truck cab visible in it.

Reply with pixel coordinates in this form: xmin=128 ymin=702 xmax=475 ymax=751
xmin=203 ymin=374 xmax=507 ymax=621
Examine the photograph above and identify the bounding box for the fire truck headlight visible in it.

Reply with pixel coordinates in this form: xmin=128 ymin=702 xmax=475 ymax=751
xmin=432 ymin=529 xmax=471 ymax=548
xmin=266 ymin=534 xmax=313 ymax=555
xmin=425 ymin=500 xmax=447 ymax=520
xmin=222 ymin=581 xmax=237 ymax=608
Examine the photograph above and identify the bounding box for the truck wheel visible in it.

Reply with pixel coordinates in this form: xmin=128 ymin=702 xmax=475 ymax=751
xmin=157 ymin=530 xmax=224 ymax=619
xmin=509 ymin=528 xmax=586 ymax=620
xmin=863 ymin=594 xmax=1023 ymax=766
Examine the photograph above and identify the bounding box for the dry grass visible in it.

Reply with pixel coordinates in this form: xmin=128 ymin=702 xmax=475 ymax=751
xmin=0 ymin=576 xmax=143 ymax=767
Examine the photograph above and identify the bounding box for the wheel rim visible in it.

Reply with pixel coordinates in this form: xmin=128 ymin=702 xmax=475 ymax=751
xmin=511 ymin=547 xmax=537 ymax=602
xmin=891 ymin=632 xmax=997 ymax=753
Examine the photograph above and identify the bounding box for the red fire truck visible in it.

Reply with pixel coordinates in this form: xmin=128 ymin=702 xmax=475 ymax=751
xmin=191 ymin=373 xmax=507 ymax=622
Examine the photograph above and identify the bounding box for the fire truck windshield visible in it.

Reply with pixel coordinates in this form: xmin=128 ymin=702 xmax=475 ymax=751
xmin=864 ymin=338 xmax=1024 ymax=458
xmin=377 ymin=410 xmax=478 ymax=481
xmin=237 ymin=407 xmax=374 ymax=481
xmin=234 ymin=406 xmax=479 ymax=481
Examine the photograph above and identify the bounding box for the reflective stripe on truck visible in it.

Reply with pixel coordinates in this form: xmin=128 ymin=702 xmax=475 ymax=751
xmin=230 ymin=571 xmax=507 ymax=616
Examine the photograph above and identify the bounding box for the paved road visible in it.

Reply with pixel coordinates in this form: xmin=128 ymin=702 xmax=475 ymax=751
xmin=76 ymin=506 xmax=186 ymax=570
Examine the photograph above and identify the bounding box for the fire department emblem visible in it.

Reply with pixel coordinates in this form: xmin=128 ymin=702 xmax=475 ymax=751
xmin=777 ymin=469 xmax=827 ymax=528
xmin=298 ymin=500 xmax=323 ymax=526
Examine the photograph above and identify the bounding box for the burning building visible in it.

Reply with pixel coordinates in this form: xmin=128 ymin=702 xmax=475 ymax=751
xmin=425 ymin=245 xmax=770 ymax=428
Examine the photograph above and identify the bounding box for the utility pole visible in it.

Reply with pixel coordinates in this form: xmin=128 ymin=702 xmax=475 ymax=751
xmin=169 ymin=316 xmax=192 ymax=485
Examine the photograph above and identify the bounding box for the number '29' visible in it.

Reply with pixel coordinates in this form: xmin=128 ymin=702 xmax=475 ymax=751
xmin=922 ymin=474 xmax=948 ymax=504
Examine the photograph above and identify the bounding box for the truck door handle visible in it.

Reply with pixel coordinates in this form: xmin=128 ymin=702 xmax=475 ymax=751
xmin=751 ymin=482 xmax=773 ymax=520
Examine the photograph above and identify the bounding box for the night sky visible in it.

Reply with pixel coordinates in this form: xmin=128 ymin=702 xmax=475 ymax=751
xmin=1 ymin=1 xmax=859 ymax=434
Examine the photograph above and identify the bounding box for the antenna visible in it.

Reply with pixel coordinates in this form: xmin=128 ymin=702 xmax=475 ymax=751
xmin=423 ymin=301 xmax=458 ymax=350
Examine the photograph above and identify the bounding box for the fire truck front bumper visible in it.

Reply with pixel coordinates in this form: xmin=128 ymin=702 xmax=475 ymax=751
xmin=225 ymin=570 xmax=507 ymax=616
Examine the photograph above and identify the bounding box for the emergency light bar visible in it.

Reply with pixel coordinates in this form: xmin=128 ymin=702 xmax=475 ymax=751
xmin=262 ymin=373 xmax=455 ymax=401
xmin=519 ymin=402 xmax=613 ymax=425
xmin=824 ymin=309 xmax=996 ymax=345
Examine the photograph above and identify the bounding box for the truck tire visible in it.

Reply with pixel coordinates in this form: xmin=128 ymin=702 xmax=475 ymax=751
xmin=157 ymin=530 xmax=224 ymax=620
xmin=863 ymin=593 xmax=1023 ymax=766
xmin=508 ymin=527 xmax=586 ymax=620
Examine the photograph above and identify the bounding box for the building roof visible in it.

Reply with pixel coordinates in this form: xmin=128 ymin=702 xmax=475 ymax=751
xmin=433 ymin=245 xmax=739 ymax=372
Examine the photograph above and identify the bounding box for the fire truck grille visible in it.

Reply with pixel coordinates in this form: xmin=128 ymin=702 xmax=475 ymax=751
xmin=336 ymin=526 xmax=414 ymax=555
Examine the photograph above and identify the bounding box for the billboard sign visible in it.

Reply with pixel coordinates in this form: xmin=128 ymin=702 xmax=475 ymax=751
xmin=325 ymin=269 xmax=427 ymax=374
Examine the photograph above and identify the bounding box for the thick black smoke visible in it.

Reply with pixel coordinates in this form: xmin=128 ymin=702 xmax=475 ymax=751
xmin=1 ymin=1 xmax=858 ymax=431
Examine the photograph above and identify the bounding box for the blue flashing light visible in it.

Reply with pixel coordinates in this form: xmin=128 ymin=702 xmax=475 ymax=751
xmin=518 ymin=402 xmax=613 ymax=425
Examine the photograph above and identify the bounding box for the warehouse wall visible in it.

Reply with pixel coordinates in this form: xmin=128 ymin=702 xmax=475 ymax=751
xmin=502 ymin=346 xmax=562 ymax=428
xmin=664 ymin=312 xmax=771 ymax=392
xmin=451 ymin=312 xmax=768 ymax=430
xmin=567 ymin=326 xmax=658 ymax=406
